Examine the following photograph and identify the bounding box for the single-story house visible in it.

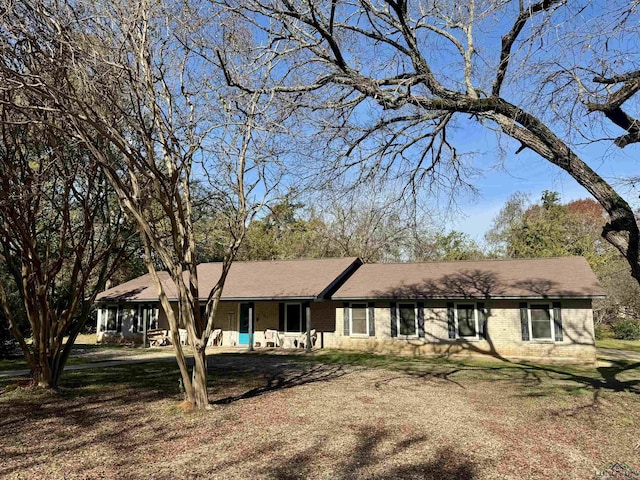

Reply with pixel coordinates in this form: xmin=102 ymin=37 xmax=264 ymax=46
xmin=95 ymin=256 xmax=604 ymax=363
xmin=95 ymin=257 xmax=362 ymax=348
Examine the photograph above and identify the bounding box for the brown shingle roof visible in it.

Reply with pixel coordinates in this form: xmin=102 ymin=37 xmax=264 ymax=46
xmin=331 ymin=257 xmax=605 ymax=300
xmin=96 ymin=257 xmax=361 ymax=302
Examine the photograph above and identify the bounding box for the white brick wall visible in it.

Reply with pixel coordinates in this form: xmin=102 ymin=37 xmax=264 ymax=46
xmin=328 ymin=299 xmax=596 ymax=364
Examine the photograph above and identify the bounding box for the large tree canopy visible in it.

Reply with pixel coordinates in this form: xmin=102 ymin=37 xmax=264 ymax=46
xmin=220 ymin=0 xmax=640 ymax=284
xmin=0 ymin=0 xmax=283 ymax=406
xmin=0 ymin=99 xmax=133 ymax=387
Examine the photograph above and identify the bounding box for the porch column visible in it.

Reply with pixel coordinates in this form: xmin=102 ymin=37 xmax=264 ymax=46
xmin=96 ymin=307 xmax=102 ymax=333
xmin=304 ymin=301 xmax=311 ymax=353
xmin=248 ymin=302 xmax=254 ymax=352
xmin=142 ymin=305 xmax=147 ymax=349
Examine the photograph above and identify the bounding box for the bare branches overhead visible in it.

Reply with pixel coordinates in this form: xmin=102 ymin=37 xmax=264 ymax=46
xmin=219 ymin=0 xmax=640 ymax=286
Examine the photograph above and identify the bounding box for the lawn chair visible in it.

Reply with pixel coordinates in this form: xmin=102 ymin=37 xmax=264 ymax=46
xmin=264 ymin=329 xmax=281 ymax=347
xmin=207 ymin=328 xmax=222 ymax=347
xmin=297 ymin=329 xmax=317 ymax=349
xmin=178 ymin=328 xmax=188 ymax=346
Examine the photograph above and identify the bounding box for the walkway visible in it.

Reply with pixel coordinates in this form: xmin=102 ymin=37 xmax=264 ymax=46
xmin=597 ymin=347 xmax=640 ymax=363
xmin=0 ymin=346 xmax=251 ymax=379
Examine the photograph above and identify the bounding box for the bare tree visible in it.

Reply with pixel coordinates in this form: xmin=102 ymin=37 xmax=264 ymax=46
xmin=319 ymin=188 xmax=431 ymax=262
xmin=220 ymin=1 xmax=640 ymax=285
xmin=0 ymin=97 xmax=132 ymax=388
xmin=0 ymin=0 xmax=281 ymax=407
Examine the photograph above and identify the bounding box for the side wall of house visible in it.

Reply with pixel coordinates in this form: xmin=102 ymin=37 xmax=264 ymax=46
xmin=325 ymin=299 xmax=596 ymax=364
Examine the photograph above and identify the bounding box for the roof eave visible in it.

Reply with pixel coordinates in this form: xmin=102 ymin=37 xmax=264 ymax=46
xmin=331 ymin=295 xmax=606 ymax=301
xmin=97 ymin=296 xmax=320 ymax=303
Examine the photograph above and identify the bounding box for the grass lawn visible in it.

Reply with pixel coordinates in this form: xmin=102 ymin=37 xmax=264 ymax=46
xmin=597 ymin=338 xmax=640 ymax=353
xmin=0 ymin=351 xmax=639 ymax=479
xmin=0 ymin=334 xmax=173 ymax=372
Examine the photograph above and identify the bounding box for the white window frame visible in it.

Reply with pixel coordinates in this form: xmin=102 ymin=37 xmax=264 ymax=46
xmin=349 ymin=302 xmax=369 ymax=337
xmin=133 ymin=304 xmax=159 ymax=333
xmin=454 ymin=302 xmax=479 ymax=340
xmin=102 ymin=305 xmax=121 ymax=332
xmin=396 ymin=302 xmax=418 ymax=338
xmin=528 ymin=302 xmax=555 ymax=341
xmin=285 ymin=302 xmax=303 ymax=334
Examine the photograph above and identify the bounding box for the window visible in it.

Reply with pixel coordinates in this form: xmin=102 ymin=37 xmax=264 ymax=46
xmin=104 ymin=306 xmax=120 ymax=331
xmin=529 ymin=304 xmax=553 ymax=340
xmin=350 ymin=303 xmax=368 ymax=336
xmin=456 ymin=303 xmax=478 ymax=338
xmin=131 ymin=306 xmax=140 ymax=333
xmin=141 ymin=305 xmax=158 ymax=331
xmin=285 ymin=303 xmax=302 ymax=333
xmin=398 ymin=303 xmax=417 ymax=336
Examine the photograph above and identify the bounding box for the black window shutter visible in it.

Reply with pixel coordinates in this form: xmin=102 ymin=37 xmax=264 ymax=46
xmin=447 ymin=302 xmax=455 ymax=339
xmin=478 ymin=302 xmax=487 ymax=340
xmin=390 ymin=302 xmax=397 ymax=337
xmin=278 ymin=303 xmax=285 ymax=332
xmin=520 ymin=302 xmax=530 ymax=341
xmin=553 ymin=302 xmax=563 ymax=342
xmin=343 ymin=302 xmax=350 ymax=336
xmin=417 ymin=301 xmax=425 ymax=338
xmin=368 ymin=302 xmax=376 ymax=337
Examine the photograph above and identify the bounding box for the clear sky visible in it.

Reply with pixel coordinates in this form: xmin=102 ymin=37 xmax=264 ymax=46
xmin=440 ymin=121 xmax=640 ymax=244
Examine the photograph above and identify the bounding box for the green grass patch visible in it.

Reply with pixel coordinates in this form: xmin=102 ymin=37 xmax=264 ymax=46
xmin=0 ymin=344 xmax=169 ymax=372
xmin=305 ymin=349 xmax=640 ymax=396
xmin=597 ymin=338 xmax=640 ymax=353
xmin=0 ymin=355 xmax=95 ymax=372
xmin=58 ymin=361 xmax=183 ymax=398
xmin=2 ymin=350 xmax=639 ymax=403
xmin=308 ymin=348 xmax=579 ymax=376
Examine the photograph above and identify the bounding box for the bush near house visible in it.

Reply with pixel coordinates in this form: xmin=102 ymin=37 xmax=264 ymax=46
xmin=612 ymin=319 xmax=640 ymax=340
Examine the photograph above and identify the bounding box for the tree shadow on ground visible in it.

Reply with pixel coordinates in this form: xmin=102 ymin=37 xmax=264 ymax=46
xmin=0 ymin=353 xmax=355 ymax=478
xmin=209 ymin=354 xmax=350 ymax=405
xmin=0 ymin=383 xmax=189 ymax=478
xmin=417 ymin=358 xmax=638 ymax=395
xmin=267 ymin=425 xmax=478 ymax=480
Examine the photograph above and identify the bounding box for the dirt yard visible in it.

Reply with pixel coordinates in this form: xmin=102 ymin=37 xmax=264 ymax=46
xmin=0 ymin=351 xmax=638 ymax=479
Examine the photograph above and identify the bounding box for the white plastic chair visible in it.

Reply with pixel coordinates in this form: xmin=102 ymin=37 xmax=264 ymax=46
xmin=264 ymin=329 xmax=281 ymax=347
xmin=298 ymin=329 xmax=317 ymax=349
xmin=207 ymin=328 xmax=222 ymax=347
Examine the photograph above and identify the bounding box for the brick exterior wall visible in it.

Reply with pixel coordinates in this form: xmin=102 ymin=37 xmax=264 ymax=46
xmin=326 ymin=299 xmax=596 ymax=364
xmin=98 ymin=298 xmax=596 ymax=364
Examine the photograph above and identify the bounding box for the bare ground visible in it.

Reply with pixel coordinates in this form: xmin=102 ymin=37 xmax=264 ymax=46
xmin=0 ymin=352 xmax=639 ymax=479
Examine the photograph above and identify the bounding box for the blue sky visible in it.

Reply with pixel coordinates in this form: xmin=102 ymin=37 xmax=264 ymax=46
xmin=441 ymin=122 xmax=640 ymax=244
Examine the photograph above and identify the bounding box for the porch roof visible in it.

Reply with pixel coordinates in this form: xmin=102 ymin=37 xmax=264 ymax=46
xmin=331 ymin=256 xmax=605 ymax=300
xmin=96 ymin=257 xmax=361 ymax=303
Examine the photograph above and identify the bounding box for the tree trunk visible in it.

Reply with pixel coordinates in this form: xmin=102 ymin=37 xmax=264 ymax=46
xmin=30 ymin=357 xmax=52 ymax=389
xmin=191 ymin=347 xmax=208 ymax=408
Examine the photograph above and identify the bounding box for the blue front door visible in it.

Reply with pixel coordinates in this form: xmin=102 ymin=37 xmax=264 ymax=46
xmin=238 ymin=303 xmax=251 ymax=345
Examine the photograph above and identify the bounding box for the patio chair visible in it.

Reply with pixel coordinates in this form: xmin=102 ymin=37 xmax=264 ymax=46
xmin=207 ymin=328 xmax=223 ymax=347
xmin=178 ymin=328 xmax=188 ymax=346
xmin=264 ymin=329 xmax=281 ymax=347
xmin=297 ymin=329 xmax=317 ymax=349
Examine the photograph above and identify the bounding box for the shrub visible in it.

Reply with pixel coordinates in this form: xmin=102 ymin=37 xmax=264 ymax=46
xmin=595 ymin=323 xmax=614 ymax=340
xmin=612 ymin=319 xmax=640 ymax=340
